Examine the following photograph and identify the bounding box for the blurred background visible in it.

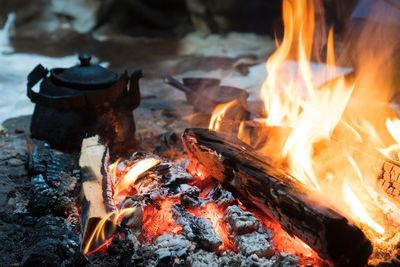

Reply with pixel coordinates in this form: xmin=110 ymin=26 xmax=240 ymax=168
xmin=1 ymin=0 xmax=396 ymax=123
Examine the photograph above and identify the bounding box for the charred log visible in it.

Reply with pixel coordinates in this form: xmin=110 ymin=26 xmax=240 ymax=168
xmin=21 ymin=216 xmax=79 ymax=267
xmin=182 ymin=128 xmax=373 ymax=267
xmin=27 ymin=141 xmax=79 ymax=216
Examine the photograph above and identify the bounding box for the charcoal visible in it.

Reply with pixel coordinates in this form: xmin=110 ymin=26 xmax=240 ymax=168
xmin=31 ymin=174 xmax=52 ymax=197
xmin=29 ymin=172 xmax=78 ymax=216
xmin=208 ymin=184 xmax=236 ymax=207
xmin=186 ymin=250 xmax=218 ymax=267
xmin=28 ymin=141 xmax=79 ymax=215
xmin=172 ymin=204 xmax=222 ymax=251
xmin=29 ymin=174 xmax=53 ymax=214
xmin=234 ymin=232 xmax=274 ymax=258
xmin=176 ymin=184 xmax=201 ymax=208
xmin=164 ymin=163 xmax=193 ymax=184
xmin=21 ymin=216 xmax=79 ymax=267
xmin=28 ymin=141 xmax=76 ymax=179
xmin=224 ymin=205 xmax=261 ymax=234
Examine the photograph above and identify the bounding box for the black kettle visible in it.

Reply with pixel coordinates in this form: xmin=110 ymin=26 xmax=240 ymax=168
xmin=27 ymin=53 xmax=142 ymax=151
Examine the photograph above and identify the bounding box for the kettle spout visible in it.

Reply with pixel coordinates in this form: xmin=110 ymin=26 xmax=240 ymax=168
xmin=128 ymin=70 xmax=143 ymax=110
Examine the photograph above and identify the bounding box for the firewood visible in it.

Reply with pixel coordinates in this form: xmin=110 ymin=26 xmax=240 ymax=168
xmin=182 ymin=128 xmax=372 ymax=267
xmin=79 ymin=135 xmax=115 ymax=254
xmin=238 ymin=119 xmax=400 ymax=202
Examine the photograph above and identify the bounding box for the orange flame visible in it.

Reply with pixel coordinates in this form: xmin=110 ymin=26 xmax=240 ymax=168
xmin=209 ymin=100 xmax=238 ymax=131
xmin=209 ymin=0 xmax=400 ymax=259
xmin=82 ymin=207 xmax=137 ymax=255
xmin=113 ymin=158 xmax=160 ymax=202
xmin=142 ymin=198 xmax=182 ymax=240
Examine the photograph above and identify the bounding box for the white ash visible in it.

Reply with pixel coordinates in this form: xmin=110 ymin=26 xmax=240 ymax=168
xmin=172 ymin=204 xmax=222 ymax=251
xmin=186 ymin=249 xmax=219 ymax=267
xmin=208 ymin=184 xmax=236 ymax=207
xmin=270 ymin=253 xmax=298 ymax=267
xmin=224 ymin=205 xmax=262 ymax=234
xmin=235 ymin=232 xmax=275 ymax=258
xmin=219 ymin=251 xmax=274 ymax=267
xmin=154 ymin=234 xmax=195 ymax=259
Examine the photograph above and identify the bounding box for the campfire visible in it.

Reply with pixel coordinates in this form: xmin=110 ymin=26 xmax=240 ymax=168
xmin=69 ymin=0 xmax=400 ymax=266
xmin=9 ymin=0 xmax=400 ymax=266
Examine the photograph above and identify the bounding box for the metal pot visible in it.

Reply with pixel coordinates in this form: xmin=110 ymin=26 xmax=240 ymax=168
xmin=27 ymin=53 xmax=142 ymax=151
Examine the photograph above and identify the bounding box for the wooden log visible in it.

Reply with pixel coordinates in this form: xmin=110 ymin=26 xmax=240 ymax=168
xmin=238 ymin=119 xmax=400 ymax=202
xmin=79 ymin=135 xmax=115 ymax=254
xmin=182 ymin=128 xmax=372 ymax=267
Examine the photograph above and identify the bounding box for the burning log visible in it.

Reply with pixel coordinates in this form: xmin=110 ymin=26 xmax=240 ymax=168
xmin=79 ymin=135 xmax=115 ymax=254
xmin=238 ymin=119 xmax=400 ymax=202
xmin=182 ymin=128 xmax=373 ymax=267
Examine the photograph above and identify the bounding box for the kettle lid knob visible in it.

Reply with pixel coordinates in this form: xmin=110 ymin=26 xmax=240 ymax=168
xmin=79 ymin=53 xmax=92 ymax=67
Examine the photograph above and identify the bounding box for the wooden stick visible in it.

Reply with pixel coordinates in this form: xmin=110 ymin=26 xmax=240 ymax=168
xmin=79 ymin=135 xmax=115 ymax=254
xmin=182 ymin=128 xmax=372 ymax=267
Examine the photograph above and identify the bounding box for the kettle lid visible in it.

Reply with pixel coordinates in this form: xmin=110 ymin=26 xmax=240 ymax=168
xmin=50 ymin=53 xmax=119 ymax=89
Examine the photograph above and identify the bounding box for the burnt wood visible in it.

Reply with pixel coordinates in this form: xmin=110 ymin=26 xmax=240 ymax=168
xmin=182 ymin=128 xmax=372 ymax=267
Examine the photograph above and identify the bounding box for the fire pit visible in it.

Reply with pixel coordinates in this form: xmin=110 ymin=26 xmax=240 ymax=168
xmin=3 ymin=0 xmax=400 ymax=266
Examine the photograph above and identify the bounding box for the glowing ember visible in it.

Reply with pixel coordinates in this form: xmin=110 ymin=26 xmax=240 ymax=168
xmin=82 ymin=207 xmax=137 ymax=255
xmin=142 ymin=198 xmax=182 ymax=240
xmin=113 ymin=158 xmax=160 ymax=202
xmin=187 ymin=202 xmax=235 ymax=251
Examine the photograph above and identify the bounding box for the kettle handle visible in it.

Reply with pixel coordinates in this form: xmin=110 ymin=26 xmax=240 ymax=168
xmin=125 ymin=70 xmax=143 ymax=110
xmin=27 ymin=64 xmax=88 ymax=109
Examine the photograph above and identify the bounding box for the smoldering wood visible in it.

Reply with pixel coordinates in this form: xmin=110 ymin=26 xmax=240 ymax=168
xmin=224 ymin=205 xmax=261 ymax=235
xmin=172 ymin=204 xmax=222 ymax=251
xmin=182 ymin=128 xmax=373 ymax=267
xmin=224 ymin=205 xmax=275 ymax=258
xmin=79 ymin=135 xmax=115 ymax=253
xmin=208 ymin=184 xmax=236 ymax=207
